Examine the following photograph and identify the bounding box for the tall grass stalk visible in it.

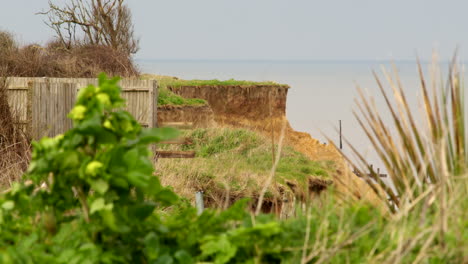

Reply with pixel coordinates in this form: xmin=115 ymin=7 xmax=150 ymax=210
xmin=346 ymin=57 xmax=466 ymax=214
xmin=255 ymin=118 xmax=287 ymax=215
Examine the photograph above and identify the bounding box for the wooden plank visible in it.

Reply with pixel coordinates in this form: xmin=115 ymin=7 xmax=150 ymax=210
xmin=155 ymin=151 xmax=195 ymax=158
xmin=26 ymin=81 xmax=33 ymax=139
xmin=8 ymin=87 xmax=29 ymax=90
xmin=122 ymin=88 xmax=151 ymax=92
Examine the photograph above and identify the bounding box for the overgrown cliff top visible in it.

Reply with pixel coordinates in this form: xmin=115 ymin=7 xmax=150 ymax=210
xmin=141 ymin=74 xmax=290 ymax=88
xmin=142 ymin=74 xmax=289 ymax=106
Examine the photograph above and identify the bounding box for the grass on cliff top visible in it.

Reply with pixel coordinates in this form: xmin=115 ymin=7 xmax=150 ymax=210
xmin=141 ymin=74 xmax=288 ymax=106
xmin=155 ymin=127 xmax=333 ymax=203
xmin=141 ymin=74 xmax=207 ymax=106
xmin=142 ymin=74 xmax=289 ymax=88
xmin=163 ymin=78 xmax=288 ymax=88
xmin=158 ymin=88 xmax=207 ymax=106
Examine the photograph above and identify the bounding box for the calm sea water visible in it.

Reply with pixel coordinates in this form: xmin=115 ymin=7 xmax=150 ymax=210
xmin=137 ymin=59 xmax=457 ymax=170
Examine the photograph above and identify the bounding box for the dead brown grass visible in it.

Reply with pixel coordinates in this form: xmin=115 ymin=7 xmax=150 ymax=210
xmin=0 ymin=75 xmax=30 ymax=189
xmin=0 ymin=31 xmax=138 ymax=78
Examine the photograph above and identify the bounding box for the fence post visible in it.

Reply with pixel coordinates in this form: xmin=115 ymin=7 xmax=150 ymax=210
xmin=195 ymin=191 xmax=204 ymax=215
xmin=152 ymin=80 xmax=158 ymax=128
xmin=26 ymin=81 xmax=33 ymax=140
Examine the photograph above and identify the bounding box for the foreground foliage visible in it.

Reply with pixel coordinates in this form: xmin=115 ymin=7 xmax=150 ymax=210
xmin=0 ymin=74 xmax=466 ymax=263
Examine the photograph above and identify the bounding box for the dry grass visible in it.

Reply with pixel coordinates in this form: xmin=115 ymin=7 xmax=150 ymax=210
xmin=0 ymin=75 xmax=30 ymax=189
xmin=302 ymin=57 xmax=468 ymax=262
xmin=345 ymin=57 xmax=467 ymax=213
xmin=0 ymin=31 xmax=138 ymax=78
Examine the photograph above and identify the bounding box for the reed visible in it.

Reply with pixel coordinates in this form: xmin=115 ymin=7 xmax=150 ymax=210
xmin=346 ymin=56 xmax=467 ymax=214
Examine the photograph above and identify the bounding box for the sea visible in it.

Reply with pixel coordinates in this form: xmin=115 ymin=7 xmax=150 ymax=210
xmin=137 ymin=59 xmax=459 ymax=173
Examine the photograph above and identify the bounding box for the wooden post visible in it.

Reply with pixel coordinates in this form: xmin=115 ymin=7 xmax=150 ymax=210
xmin=151 ymin=80 xmax=158 ymax=128
xmin=26 ymin=81 xmax=33 ymax=140
xmin=195 ymin=191 xmax=204 ymax=215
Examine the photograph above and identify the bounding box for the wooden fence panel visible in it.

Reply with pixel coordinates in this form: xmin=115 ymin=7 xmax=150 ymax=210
xmin=6 ymin=85 xmax=29 ymax=133
xmin=30 ymin=82 xmax=77 ymax=139
xmin=6 ymin=77 xmax=158 ymax=140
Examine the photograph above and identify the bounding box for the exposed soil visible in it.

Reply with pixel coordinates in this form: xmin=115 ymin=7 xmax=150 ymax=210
xmin=158 ymin=104 xmax=216 ymax=128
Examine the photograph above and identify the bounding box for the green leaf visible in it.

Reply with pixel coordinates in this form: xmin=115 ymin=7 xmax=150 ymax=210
xmin=2 ymin=201 xmax=15 ymax=211
xmin=90 ymin=179 xmax=109 ymax=194
xmin=154 ymin=255 xmax=174 ymax=264
xmin=100 ymin=210 xmax=118 ymax=231
xmin=77 ymin=110 xmax=102 ymax=133
xmin=201 ymin=235 xmax=237 ymax=264
xmin=90 ymin=198 xmax=112 ymax=214
xmin=174 ymin=250 xmax=193 ymax=264
xmin=154 ymin=189 xmax=178 ymax=206
xmin=130 ymin=202 xmax=156 ymax=221
xmin=139 ymin=127 xmax=180 ymax=144
xmin=127 ymin=171 xmax=149 ymax=188
xmin=144 ymin=232 xmax=160 ymax=259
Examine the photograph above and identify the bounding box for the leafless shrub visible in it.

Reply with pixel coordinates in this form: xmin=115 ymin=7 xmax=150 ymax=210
xmin=0 ymin=30 xmax=138 ymax=78
xmin=40 ymin=0 xmax=139 ymax=55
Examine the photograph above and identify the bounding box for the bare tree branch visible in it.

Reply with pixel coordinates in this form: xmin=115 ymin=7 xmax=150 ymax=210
xmin=38 ymin=0 xmax=139 ymax=54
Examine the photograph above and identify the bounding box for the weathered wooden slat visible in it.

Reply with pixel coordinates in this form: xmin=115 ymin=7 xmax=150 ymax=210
xmin=155 ymin=151 xmax=196 ymax=158
xmin=8 ymin=87 xmax=29 ymax=90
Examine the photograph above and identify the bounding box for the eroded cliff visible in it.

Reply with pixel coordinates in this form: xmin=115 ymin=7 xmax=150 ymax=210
xmin=165 ymin=84 xmax=385 ymax=208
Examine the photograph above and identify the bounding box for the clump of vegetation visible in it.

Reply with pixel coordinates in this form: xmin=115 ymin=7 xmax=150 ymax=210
xmin=1 ymin=0 xmax=140 ymax=78
xmin=0 ymin=31 xmax=138 ymax=78
xmin=156 ymin=128 xmax=331 ymax=204
xmin=0 ymin=76 xmax=30 ymax=188
xmin=163 ymin=78 xmax=289 ymax=88
xmin=158 ymin=88 xmax=207 ymax=106
xmin=141 ymin=75 xmax=207 ymax=106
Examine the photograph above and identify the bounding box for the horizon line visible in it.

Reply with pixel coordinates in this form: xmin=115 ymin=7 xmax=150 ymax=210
xmin=135 ymin=58 xmax=458 ymax=64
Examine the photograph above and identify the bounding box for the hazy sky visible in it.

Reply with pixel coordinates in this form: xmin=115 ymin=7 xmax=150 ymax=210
xmin=1 ymin=0 xmax=467 ymax=61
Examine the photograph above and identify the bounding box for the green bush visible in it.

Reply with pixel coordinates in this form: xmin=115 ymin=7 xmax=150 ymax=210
xmin=158 ymin=88 xmax=206 ymax=106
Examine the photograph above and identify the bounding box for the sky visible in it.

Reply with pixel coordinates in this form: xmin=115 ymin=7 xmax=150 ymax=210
xmin=1 ymin=0 xmax=468 ymax=61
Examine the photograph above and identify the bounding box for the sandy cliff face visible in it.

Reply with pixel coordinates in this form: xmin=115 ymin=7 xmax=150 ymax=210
xmin=166 ymin=84 xmax=385 ymax=208
xmin=157 ymin=104 xmax=216 ymax=128
xmin=168 ymin=85 xmax=287 ymax=124
xmin=168 ymin=84 xmax=341 ymax=160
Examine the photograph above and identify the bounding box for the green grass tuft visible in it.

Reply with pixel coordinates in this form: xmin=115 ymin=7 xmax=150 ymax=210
xmin=156 ymin=128 xmax=332 ymax=197
xmin=158 ymin=88 xmax=207 ymax=106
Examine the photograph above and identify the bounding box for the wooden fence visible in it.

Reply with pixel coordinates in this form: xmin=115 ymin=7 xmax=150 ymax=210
xmin=5 ymin=77 xmax=158 ymax=140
